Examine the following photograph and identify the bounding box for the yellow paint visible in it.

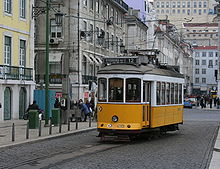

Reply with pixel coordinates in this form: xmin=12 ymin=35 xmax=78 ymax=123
xmin=97 ymin=103 xmax=183 ymax=131
xmin=0 ymin=1 xmax=31 ymax=66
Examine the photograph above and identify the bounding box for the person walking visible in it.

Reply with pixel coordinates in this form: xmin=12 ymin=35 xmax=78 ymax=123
xmin=24 ymin=100 xmax=40 ymax=120
xmin=209 ymin=98 xmax=213 ymax=109
xmin=54 ymin=98 xmax=61 ymax=108
xmin=200 ymin=97 xmax=204 ymax=109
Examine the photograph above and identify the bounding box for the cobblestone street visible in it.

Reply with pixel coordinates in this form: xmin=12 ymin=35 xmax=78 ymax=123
xmin=0 ymin=108 xmax=219 ymax=169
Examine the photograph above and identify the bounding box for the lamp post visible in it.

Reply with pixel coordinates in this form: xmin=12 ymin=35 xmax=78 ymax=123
xmin=33 ymin=0 xmax=63 ymax=124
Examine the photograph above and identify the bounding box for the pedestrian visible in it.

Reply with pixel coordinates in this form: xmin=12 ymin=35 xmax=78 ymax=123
xmin=79 ymin=100 xmax=90 ymax=122
xmin=54 ymin=98 xmax=61 ymax=108
xmin=200 ymin=97 xmax=204 ymax=109
xmin=24 ymin=100 xmax=41 ymax=120
xmin=214 ymin=97 xmax=217 ymax=107
xmin=209 ymin=98 xmax=213 ymax=109
xmin=217 ymin=97 xmax=220 ymax=109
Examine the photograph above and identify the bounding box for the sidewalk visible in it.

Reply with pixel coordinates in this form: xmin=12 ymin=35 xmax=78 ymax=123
xmin=0 ymin=119 xmax=97 ymax=149
xmin=194 ymin=106 xmax=220 ymax=111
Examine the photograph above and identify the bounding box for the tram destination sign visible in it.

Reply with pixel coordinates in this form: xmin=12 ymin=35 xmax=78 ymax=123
xmin=103 ymin=57 xmax=140 ymax=66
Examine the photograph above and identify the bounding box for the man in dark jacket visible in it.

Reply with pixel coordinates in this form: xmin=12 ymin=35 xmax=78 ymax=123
xmin=27 ymin=100 xmax=40 ymax=111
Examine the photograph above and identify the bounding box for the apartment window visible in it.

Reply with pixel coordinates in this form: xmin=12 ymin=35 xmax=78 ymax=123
xmin=49 ymin=63 xmax=61 ymax=74
xmin=195 ymin=78 xmax=199 ymax=83
xmin=195 ymin=60 xmax=200 ymax=65
xmin=157 ymin=9 xmax=160 ymax=13
xmin=202 ymin=78 xmax=206 ymax=83
xmin=195 ymin=52 xmax=200 ymax=57
xmin=194 ymin=2 xmax=197 ymax=8
xmin=177 ymin=2 xmax=180 ymax=8
xmin=111 ymin=8 xmax=114 ymax=18
xmin=208 ymin=60 xmax=213 ymax=67
xmin=182 ymin=2 xmax=186 ymax=8
xmin=115 ymin=11 xmax=118 ymax=24
xmin=4 ymin=36 xmax=11 ymax=65
xmin=156 ymin=2 xmax=160 ymax=8
xmin=187 ymin=9 xmax=190 ymax=15
xmin=199 ymin=9 xmax=202 ymax=15
xmin=166 ymin=9 xmax=169 ymax=14
xmin=106 ymin=32 xmax=109 ymax=49
xmin=195 ymin=69 xmax=199 ymax=74
xmin=199 ymin=2 xmax=202 ymax=8
xmin=182 ymin=9 xmax=186 ymax=14
xmin=204 ymin=2 xmax=207 ymax=8
xmin=19 ymin=40 xmax=26 ymax=67
xmin=166 ymin=2 xmax=169 ymax=8
xmin=178 ymin=9 xmax=180 ymax=14
xmin=204 ymin=9 xmax=206 ymax=13
xmin=4 ymin=0 xmax=12 ymax=14
xmin=202 ymin=69 xmax=206 ymax=74
xmin=172 ymin=2 xmax=176 ymax=8
xmin=111 ymin=35 xmax=114 ymax=51
xmin=106 ymin=4 xmax=109 ymax=19
xmin=89 ymin=0 xmax=94 ymax=10
xmin=161 ymin=9 xmax=164 ymax=14
xmin=50 ymin=19 xmax=62 ymax=38
xmin=209 ymin=52 xmax=213 ymax=57
xmin=216 ymin=52 xmax=218 ymax=57
xmin=96 ymin=27 xmax=99 ymax=45
xmin=83 ymin=0 xmax=87 ymax=6
xmin=89 ymin=24 xmax=93 ymax=42
xmin=161 ymin=2 xmax=164 ymax=8
xmin=82 ymin=56 xmax=87 ymax=75
xmin=187 ymin=1 xmax=190 ymax=8
xmin=216 ymin=60 xmax=218 ymax=65
xmin=202 ymin=60 xmax=206 ymax=65
xmin=95 ymin=0 xmax=99 ymax=13
xmin=115 ymin=37 xmax=118 ymax=53
xmin=194 ymin=9 xmax=197 ymax=14
xmin=20 ymin=0 xmax=26 ymax=18
xmin=202 ymin=52 xmax=206 ymax=57
xmin=172 ymin=9 xmax=176 ymax=14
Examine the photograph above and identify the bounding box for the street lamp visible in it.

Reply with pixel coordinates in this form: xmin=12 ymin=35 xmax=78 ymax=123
xmin=33 ymin=0 xmax=63 ymax=124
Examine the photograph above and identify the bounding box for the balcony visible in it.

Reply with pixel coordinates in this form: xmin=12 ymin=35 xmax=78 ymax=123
xmin=35 ymin=74 xmax=63 ymax=84
xmin=112 ymin=0 xmax=129 ymax=12
xmin=82 ymin=75 xmax=97 ymax=84
xmin=0 ymin=65 xmax=33 ymax=81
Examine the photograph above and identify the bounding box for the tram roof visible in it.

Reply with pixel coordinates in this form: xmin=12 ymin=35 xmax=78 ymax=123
xmin=98 ymin=64 xmax=184 ymax=79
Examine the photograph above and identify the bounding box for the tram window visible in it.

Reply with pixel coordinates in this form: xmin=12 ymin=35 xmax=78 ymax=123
xmin=179 ymin=84 xmax=182 ymax=104
xmin=156 ymin=82 xmax=161 ymax=105
xmin=143 ymin=82 xmax=151 ymax=102
xmin=175 ymin=83 xmax=178 ymax=104
xmin=126 ymin=78 xmax=141 ymax=102
xmin=162 ymin=82 xmax=166 ymax=105
xmin=171 ymin=83 xmax=175 ymax=104
xmin=166 ymin=83 xmax=170 ymax=104
xmin=98 ymin=78 xmax=107 ymax=102
xmin=109 ymin=78 xmax=124 ymax=102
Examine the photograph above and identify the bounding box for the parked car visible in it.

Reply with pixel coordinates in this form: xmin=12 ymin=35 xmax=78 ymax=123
xmin=184 ymin=100 xmax=193 ymax=108
xmin=188 ymin=98 xmax=196 ymax=106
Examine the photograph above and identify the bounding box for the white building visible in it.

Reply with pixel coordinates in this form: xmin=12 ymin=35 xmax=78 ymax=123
xmin=193 ymin=46 xmax=218 ymax=95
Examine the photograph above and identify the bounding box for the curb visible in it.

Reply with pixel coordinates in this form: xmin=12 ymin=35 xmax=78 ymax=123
xmin=0 ymin=127 xmax=96 ymax=150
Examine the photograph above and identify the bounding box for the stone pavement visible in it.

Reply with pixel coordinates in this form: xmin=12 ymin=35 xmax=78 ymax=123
xmin=0 ymin=119 xmax=97 ymax=149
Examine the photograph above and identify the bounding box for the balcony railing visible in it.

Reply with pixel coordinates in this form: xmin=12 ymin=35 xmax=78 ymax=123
xmin=0 ymin=65 xmax=33 ymax=81
xmin=35 ymin=74 xmax=63 ymax=84
xmin=113 ymin=0 xmax=129 ymax=11
xmin=82 ymin=75 xmax=97 ymax=84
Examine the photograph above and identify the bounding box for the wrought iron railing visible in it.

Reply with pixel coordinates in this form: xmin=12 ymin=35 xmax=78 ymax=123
xmin=82 ymin=75 xmax=97 ymax=84
xmin=35 ymin=74 xmax=63 ymax=84
xmin=113 ymin=0 xmax=129 ymax=11
xmin=0 ymin=65 xmax=33 ymax=80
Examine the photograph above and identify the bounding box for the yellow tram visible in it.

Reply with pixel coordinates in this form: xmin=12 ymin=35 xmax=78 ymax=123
xmin=97 ymin=56 xmax=185 ymax=138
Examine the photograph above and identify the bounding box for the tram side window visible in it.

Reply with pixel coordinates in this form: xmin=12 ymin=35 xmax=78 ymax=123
xmin=98 ymin=78 xmax=107 ymax=102
xmin=162 ymin=82 xmax=166 ymax=105
xmin=156 ymin=82 xmax=161 ymax=105
xmin=166 ymin=83 xmax=170 ymax=104
xmin=126 ymin=78 xmax=141 ymax=102
xmin=175 ymin=83 xmax=178 ymax=104
xmin=179 ymin=84 xmax=182 ymax=104
xmin=109 ymin=78 xmax=124 ymax=102
xmin=171 ymin=83 xmax=175 ymax=104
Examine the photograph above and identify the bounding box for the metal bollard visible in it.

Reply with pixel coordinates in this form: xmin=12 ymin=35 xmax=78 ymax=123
xmin=89 ymin=114 xmax=91 ymax=127
xmin=68 ymin=118 xmax=70 ymax=131
xmin=26 ymin=122 xmax=29 ymax=139
xmin=49 ymin=118 xmax=52 ymax=135
xmin=39 ymin=120 xmax=42 ymax=137
xmin=59 ymin=119 xmax=62 ymax=133
xmin=12 ymin=123 xmax=15 ymax=142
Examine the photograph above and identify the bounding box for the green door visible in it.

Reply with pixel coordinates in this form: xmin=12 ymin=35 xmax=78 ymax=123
xmin=19 ymin=87 xmax=27 ymax=119
xmin=4 ymin=87 xmax=11 ymax=120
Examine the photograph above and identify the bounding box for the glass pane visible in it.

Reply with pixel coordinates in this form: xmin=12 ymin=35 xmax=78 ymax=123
xmin=171 ymin=83 xmax=174 ymax=104
xmin=109 ymin=78 xmax=123 ymax=102
xmin=179 ymin=84 xmax=182 ymax=104
xmin=175 ymin=83 xmax=178 ymax=104
xmin=126 ymin=78 xmax=141 ymax=102
xmin=98 ymin=78 xmax=107 ymax=102
xmin=157 ymin=82 xmax=161 ymax=105
xmin=162 ymin=82 xmax=166 ymax=105
xmin=166 ymin=83 xmax=170 ymax=104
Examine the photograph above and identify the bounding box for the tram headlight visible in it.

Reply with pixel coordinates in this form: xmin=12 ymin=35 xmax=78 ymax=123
xmin=112 ymin=115 xmax=118 ymax=122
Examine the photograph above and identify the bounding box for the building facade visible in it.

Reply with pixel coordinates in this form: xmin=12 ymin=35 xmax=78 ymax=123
xmin=0 ymin=0 xmax=35 ymax=121
xmin=183 ymin=23 xmax=218 ymax=47
xmin=193 ymin=46 xmax=218 ymax=95
xmin=35 ymin=0 xmax=128 ymax=102
xmin=154 ymin=0 xmax=217 ymax=29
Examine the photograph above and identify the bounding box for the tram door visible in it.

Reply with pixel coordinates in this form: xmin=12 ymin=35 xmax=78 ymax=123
xmin=143 ymin=82 xmax=151 ymax=126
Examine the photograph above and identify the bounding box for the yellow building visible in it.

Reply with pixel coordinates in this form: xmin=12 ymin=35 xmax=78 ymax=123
xmin=0 ymin=0 xmax=35 ymax=121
